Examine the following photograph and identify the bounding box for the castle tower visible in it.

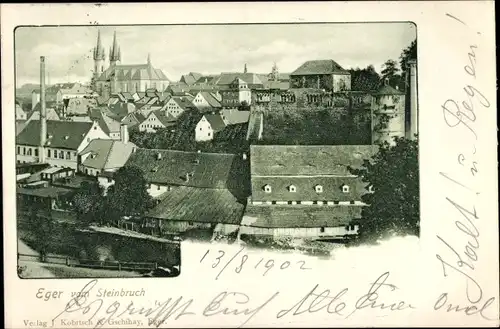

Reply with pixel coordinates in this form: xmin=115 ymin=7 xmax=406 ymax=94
xmin=93 ymin=29 xmax=106 ymax=79
xmin=371 ymin=78 xmax=406 ymax=145
xmin=109 ymin=31 xmax=121 ymax=66
xmin=405 ymin=59 xmax=418 ymax=140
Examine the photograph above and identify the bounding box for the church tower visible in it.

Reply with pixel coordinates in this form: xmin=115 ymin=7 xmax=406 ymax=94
xmin=93 ymin=29 xmax=106 ymax=80
xmin=270 ymin=62 xmax=279 ymax=81
xmin=109 ymin=31 xmax=121 ymax=67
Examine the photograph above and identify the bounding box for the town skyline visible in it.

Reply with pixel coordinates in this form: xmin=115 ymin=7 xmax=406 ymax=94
xmin=15 ymin=23 xmax=416 ymax=87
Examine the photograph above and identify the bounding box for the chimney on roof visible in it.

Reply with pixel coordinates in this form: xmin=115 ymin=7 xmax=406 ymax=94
xmin=244 ymin=63 xmax=248 ymax=74
xmin=39 ymin=56 xmax=47 ymax=164
xmin=156 ymin=152 xmax=162 ymax=160
xmin=120 ymin=124 xmax=129 ymax=144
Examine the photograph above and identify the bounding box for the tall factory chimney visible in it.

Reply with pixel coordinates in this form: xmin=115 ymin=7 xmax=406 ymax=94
xmin=39 ymin=56 xmax=47 ymax=163
xmin=406 ymin=59 xmax=418 ymax=140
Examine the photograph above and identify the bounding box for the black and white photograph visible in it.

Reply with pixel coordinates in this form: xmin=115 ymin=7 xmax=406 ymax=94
xmin=14 ymin=22 xmax=419 ymax=279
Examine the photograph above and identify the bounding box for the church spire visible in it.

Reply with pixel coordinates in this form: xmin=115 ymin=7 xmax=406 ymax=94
xmin=110 ymin=31 xmax=121 ymax=65
xmin=147 ymin=53 xmax=151 ymax=65
xmin=93 ymin=29 xmax=105 ymax=61
xmin=271 ymin=61 xmax=279 ymax=81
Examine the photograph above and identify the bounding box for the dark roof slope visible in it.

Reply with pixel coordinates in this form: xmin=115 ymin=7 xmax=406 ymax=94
xmin=125 ymin=148 xmax=237 ymax=188
xmin=291 ymin=59 xmax=350 ymax=76
xmin=204 ymin=114 xmax=226 ymax=132
xmin=146 ymin=186 xmax=245 ymax=225
xmin=241 ymin=204 xmax=362 ymax=228
xmin=373 ymin=84 xmax=405 ymax=95
xmin=250 ymin=145 xmax=379 ymax=176
xmin=16 ymin=121 xmax=93 ymax=149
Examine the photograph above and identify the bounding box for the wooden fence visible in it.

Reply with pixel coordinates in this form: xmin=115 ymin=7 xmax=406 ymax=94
xmin=18 ymin=253 xmax=158 ymax=272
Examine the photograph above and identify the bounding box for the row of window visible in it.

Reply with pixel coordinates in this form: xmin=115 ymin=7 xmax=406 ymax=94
xmin=17 ymin=146 xmax=76 ymax=160
xmin=262 ymin=184 xmax=374 ymax=193
xmin=259 ymin=200 xmax=359 ymax=205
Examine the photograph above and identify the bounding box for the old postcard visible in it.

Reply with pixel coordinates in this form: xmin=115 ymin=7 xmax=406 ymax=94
xmin=2 ymin=1 xmax=498 ymax=328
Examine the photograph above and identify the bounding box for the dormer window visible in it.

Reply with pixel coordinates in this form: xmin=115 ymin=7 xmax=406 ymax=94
xmin=315 ymin=185 xmax=323 ymax=193
xmin=342 ymin=184 xmax=350 ymax=193
xmin=288 ymin=185 xmax=297 ymax=193
xmin=263 ymin=184 xmax=272 ymax=193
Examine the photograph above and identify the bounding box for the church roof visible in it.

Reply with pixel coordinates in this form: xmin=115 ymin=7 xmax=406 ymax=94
xmin=96 ymin=64 xmax=170 ymax=82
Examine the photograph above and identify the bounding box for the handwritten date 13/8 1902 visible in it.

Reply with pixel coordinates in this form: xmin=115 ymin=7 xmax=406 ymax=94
xmin=200 ymin=247 xmax=311 ymax=280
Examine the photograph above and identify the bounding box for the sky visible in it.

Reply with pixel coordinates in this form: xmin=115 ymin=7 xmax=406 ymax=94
xmin=15 ymin=23 xmax=416 ymax=87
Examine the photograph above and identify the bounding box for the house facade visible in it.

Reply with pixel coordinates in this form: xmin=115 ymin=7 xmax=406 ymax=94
xmin=290 ymin=59 xmax=352 ymax=92
xmin=137 ymin=111 xmax=175 ymax=133
xmin=192 ymin=91 xmax=222 ymax=112
xmin=16 ymin=120 xmax=110 ymax=169
xmin=220 ymin=78 xmax=252 ymax=108
xmin=164 ymin=96 xmax=193 ymax=118
xmin=195 ymin=114 xmax=226 ymax=141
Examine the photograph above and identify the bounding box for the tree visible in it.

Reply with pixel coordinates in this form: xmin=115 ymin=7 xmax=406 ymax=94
xmin=106 ymin=166 xmax=154 ymax=222
xmin=26 ymin=207 xmax=55 ymax=261
xmin=72 ymin=181 xmax=105 ymax=226
xmin=399 ymin=39 xmax=417 ymax=91
xmin=348 ymin=136 xmax=419 ymax=244
xmin=381 ymin=59 xmax=400 ymax=80
xmin=349 ymin=65 xmax=381 ymax=91
xmin=238 ymin=101 xmax=251 ymax=111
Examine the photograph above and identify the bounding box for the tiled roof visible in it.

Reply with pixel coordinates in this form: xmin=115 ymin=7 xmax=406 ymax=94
xmin=29 ymin=107 xmax=60 ymax=121
xmin=80 ymin=139 xmax=137 ymax=170
xmin=96 ymin=111 xmax=122 ymax=134
xmin=180 ymin=72 xmax=203 ymax=85
xmin=251 ymin=176 xmax=369 ymax=202
xmin=250 ymin=145 xmax=379 ymax=176
xmin=16 ymin=121 xmax=93 ymax=150
xmin=151 ymin=110 xmax=176 ymax=127
xmin=262 ymin=80 xmax=290 ymax=90
xmin=241 ymin=204 xmax=362 ymax=228
xmin=220 ymin=109 xmax=250 ymax=125
xmin=290 ymin=60 xmax=350 ymax=75
xmin=96 ymin=64 xmax=170 ymax=82
xmin=146 ymin=186 xmax=245 ymax=225
xmin=125 ymin=148 xmax=237 ymax=188
xmin=171 ymin=96 xmax=194 ymax=111
xmin=16 ymin=120 xmax=28 ymax=136
xmin=215 ymin=73 xmax=264 ymax=86
xmin=204 ymin=114 xmax=226 ymax=132
xmin=17 ymin=185 xmax=74 ymax=199
xmin=199 ymin=91 xmax=222 ymax=108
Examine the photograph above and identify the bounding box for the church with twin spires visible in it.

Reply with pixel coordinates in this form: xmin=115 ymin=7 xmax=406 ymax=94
xmin=92 ymin=30 xmax=170 ymax=96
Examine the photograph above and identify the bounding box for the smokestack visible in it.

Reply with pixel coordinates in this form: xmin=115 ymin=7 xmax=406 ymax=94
xmin=39 ymin=56 xmax=47 ymax=163
xmin=120 ymin=124 xmax=129 ymax=144
xmin=407 ymin=59 xmax=418 ymax=140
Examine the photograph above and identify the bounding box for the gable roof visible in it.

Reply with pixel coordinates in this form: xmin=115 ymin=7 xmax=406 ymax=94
xmin=125 ymin=148 xmax=237 ymax=188
xmin=291 ymin=59 xmax=350 ymax=76
xmin=29 ymin=106 xmax=60 ymax=120
xmin=16 ymin=121 xmax=93 ymax=149
xmin=95 ymin=111 xmax=122 ymax=134
xmin=80 ymin=139 xmax=137 ymax=170
xmin=146 ymin=186 xmax=245 ymax=224
xmin=250 ymin=145 xmax=379 ymax=176
xmin=150 ymin=110 xmax=176 ymax=127
xmin=204 ymin=114 xmax=226 ymax=132
xmin=198 ymin=91 xmax=222 ymax=108
xmin=170 ymin=96 xmax=194 ymax=111
xmin=215 ymin=73 xmax=264 ymax=86
xmin=180 ymin=72 xmax=203 ymax=85
xmin=96 ymin=64 xmax=170 ymax=82
xmin=220 ymin=109 xmax=250 ymax=125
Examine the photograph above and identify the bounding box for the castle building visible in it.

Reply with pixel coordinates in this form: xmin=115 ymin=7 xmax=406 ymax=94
xmin=290 ymin=59 xmax=351 ymax=92
xmin=371 ymin=79 xmax=406 ymax=145
xmin=93 ymin=31 xmax=170 ymax=97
